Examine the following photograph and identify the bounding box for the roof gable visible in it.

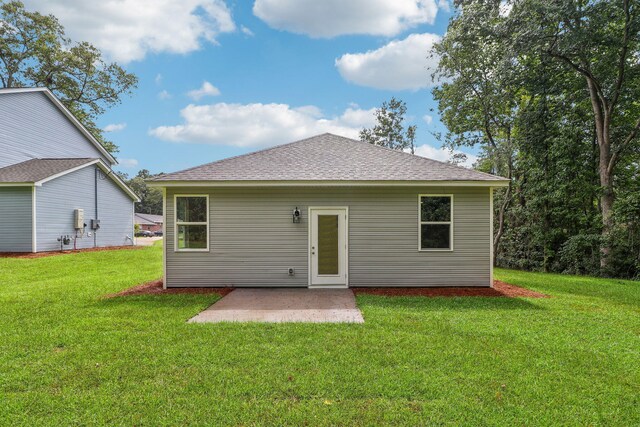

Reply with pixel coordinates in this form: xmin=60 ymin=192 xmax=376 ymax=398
xmin=0 ymin=88 xmax=117 ymax=165
xmin=152 ymin=133 xmax=507 ymax=184
xmin=0 ymin=158 xmax=139 ymax=201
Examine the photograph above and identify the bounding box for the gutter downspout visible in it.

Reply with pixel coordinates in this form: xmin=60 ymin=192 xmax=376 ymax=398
xmin=95 ymin=167 xmax=98 ymax=247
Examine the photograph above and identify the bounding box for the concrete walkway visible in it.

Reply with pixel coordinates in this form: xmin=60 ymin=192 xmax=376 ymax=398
xmin=134 ymin=236 xmax=162 ymax=246
xmin=188 ymin=288 xmax=364 ymax=323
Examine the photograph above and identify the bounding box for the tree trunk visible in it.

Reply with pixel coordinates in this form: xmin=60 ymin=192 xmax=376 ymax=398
xmin=493 ymin=184 xmax=510 ymax=266
xmin=493 ymin=161 xmax=512 ymax=266
xmin=586 ymin=79 xmax=615 ymax=270
xmin=599 ymin=141 xmax=615 ymax=269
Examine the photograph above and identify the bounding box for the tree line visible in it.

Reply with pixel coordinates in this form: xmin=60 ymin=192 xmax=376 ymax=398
xmin=430 ymin=0 xmax=640 ymax=278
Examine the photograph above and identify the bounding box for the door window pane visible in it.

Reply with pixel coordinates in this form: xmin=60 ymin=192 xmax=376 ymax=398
xmin=420 ymin=224 xmax=451 ymax=249
xmin=318 ymin=215 xmax=339 ymax=275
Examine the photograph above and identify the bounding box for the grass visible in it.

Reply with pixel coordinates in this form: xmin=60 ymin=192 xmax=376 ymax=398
xmin=1 ymin=246 xmax=639 ymax=426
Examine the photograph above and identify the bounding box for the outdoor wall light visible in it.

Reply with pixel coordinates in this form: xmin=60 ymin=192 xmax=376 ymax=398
xmin=292 ymin=207 xmax=301 ymax=223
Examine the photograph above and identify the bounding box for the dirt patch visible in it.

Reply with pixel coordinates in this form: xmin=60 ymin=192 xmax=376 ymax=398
xmin=0 ymin=245 xmax=143 ymax=259
xmin=105 ymin=279 xmax=234 ymax=298
xmin=352 ymin=280 xmax=548 ymax=298
xmin=109 ymin=279 xmax=547 ymax=299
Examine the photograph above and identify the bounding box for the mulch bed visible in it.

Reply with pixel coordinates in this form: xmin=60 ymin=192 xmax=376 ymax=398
xmin=352 ymin=280 xmax=548 ymax=298
xmin=105 ymin=279 xmax=234 ymax=298
xmin=0 ymin=245 xmax=144 ymax=259
xmin=107 ymin=279 xmax=547 ymax=298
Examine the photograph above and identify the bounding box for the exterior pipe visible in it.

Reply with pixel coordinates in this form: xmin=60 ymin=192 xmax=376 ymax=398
xmin=94 ymin=167 xmax=98 ymax=247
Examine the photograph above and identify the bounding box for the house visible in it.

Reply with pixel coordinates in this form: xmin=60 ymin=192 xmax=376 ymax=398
xmin=149 ymin=133 xmax=509 ymax=288
xmin=0 ymin=88 xmax=139 ymax=252
xmin=135 ymin=213 xmax=163 ymax=232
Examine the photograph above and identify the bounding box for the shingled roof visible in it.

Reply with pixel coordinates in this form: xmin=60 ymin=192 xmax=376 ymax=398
xmin=0 ymin=158 xmax=140 ymax=201
xmin=152 ymin=133 xmax=507 ymax=184
xmin=0 ymin=158 xmax=97 ymax=183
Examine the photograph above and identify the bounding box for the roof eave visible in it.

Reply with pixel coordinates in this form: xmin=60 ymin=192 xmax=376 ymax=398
xmin=147 ymin=179 xmax=510 ymax=188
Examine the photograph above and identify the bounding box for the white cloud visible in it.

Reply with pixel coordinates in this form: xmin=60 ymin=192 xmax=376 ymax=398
xmin=253 ymin=0 xmax=438 ymax=38
xmin=241 ymin=25 xmax=254 ymax=36
xmin=22 ymin=0 xmax=236 ymax=62
xmin=187 ymin=81 xmax=221 ymax=100
xmin=150 ymin=103 xmax=376 ymax=147
xmin=157 ymin=90 xmax=172 ymax=100
xmin=423 ymin=114 xmax=433 ymax=125
xmin=117 ymin=158 xmax=139 ymax=168
xmin=335 ymin=33 xmax=441 ymax=91
xmin=414 ymin=144 xmax=478 ymax=168
xmin=154 ymin=74 xmax=163 ymax=85
xmin=103 ymin=123 xmax=127 ymax=132
xmin=437 ymin=0 xmax=451 ymax=12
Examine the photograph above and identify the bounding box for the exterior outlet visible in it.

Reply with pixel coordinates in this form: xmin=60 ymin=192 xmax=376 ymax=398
xmin=288 ymin=268 xmax=295 ymax=276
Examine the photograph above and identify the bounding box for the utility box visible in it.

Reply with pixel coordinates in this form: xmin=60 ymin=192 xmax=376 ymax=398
xmin=74 ymin=209 xmax=84 ymax=230
xmin=91 ymin=219 xmax=100 ymax=230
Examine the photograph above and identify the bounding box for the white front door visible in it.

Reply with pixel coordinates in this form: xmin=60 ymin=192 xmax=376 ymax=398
xmin=309 ymin=207 xmax=348 ymax=287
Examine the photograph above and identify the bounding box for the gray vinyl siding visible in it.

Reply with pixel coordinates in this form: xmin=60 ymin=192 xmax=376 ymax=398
xmin=0 ymin=92 xmax=110 ymax=168
xmin=164 ymin=186 xmax=491 ymax=287
xmin=36 ymin=165 xmax=134 ymax=251
xmin=0 ymin=187 xmax=33 ymax=252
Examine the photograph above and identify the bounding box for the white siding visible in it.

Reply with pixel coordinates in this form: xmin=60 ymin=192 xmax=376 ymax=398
xmin=165 ymin=186 xmax=491 ymax=287
xmin=0 ymin=187 xmax=33 ymax=252
xmin=0 ymin=92 xmax=110 ymax=168
xmin=36 ymin=165 xmax=134 ymax=251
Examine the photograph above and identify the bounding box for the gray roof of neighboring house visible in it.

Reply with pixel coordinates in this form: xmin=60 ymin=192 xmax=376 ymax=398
xmin=0 ymin=158 xmax=97 ymax=183
xmin=135 ymin=213 xmax=163 ymax=224
xmin=151 ymin=133 xmax=507 ymax=183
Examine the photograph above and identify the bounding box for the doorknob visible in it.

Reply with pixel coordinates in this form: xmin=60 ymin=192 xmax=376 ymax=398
xmin=311 ymin=246 xmax=315 ymax=255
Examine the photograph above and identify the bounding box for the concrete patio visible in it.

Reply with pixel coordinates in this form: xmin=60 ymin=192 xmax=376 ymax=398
xmin=188 ymin=288 xmax=364 ymax=323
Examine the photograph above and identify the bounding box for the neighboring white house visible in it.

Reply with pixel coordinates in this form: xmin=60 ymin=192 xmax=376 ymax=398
xmin=0 ymin=88 xmax=139 ymax=252
xmin=149 ymin=133 xmax=509 ymax=288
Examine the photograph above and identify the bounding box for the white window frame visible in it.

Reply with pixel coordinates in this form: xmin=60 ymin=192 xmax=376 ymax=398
xmin=174 ymin=194 xmax=209 ymax=252
xmin=418 ymin=194 xmax=454 ymax=252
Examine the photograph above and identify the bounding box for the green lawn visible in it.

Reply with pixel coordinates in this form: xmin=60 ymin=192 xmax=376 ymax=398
xmin=1 ymin=246 xmax=638 ymax=426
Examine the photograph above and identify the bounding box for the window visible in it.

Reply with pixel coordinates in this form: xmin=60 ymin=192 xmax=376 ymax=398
xmin=419 ymin=195 xmax=453 ymax=250
xmin=175 ymin=195 xmax=209 ymax=251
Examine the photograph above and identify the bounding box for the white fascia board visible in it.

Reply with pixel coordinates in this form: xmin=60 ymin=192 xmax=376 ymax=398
xmin=0 ymin=87 xmax=117 ymax=165
xmin=147 ymin=180 xmax=511 ymax=188
xmin=95 ymin=161 xmax=141 ymax=202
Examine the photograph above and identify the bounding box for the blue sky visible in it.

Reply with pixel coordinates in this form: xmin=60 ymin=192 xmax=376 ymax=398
xmin=23 ymin=0 xmax=473 ymax=175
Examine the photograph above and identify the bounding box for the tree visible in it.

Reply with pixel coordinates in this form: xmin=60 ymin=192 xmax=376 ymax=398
xmin=432 ymin=1 xmax=520 ymax=263
xmin=121 ymin=169 xmax=164 ymax=215
xmin=0 ymin=1 xmax=137 ymax=153
xmin=360 ymin=97 xmax=417 ymax=153
xmin=433 ymin=0 xmax=640 ymax=275
xmin=513 ymin=0 xmax=640 ymax=269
